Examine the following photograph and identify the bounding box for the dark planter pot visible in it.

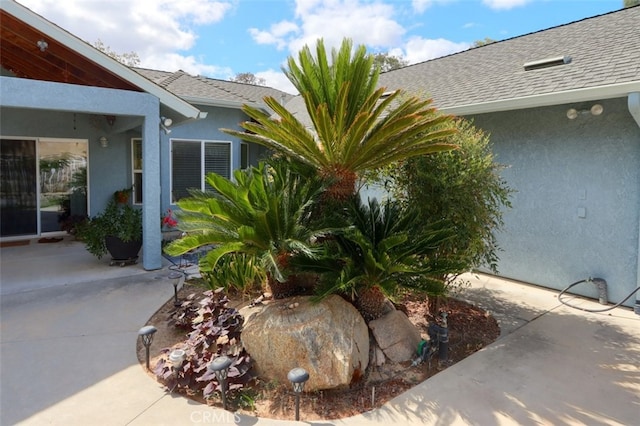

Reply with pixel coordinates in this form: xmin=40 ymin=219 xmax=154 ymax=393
xmin=105 ymin=235 xmax=142 ymax=261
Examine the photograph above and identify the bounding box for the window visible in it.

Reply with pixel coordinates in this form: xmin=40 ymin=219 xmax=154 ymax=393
xmin=240 ymin=142 xmax=249 ymax=169
xmin=131 ymin=138 xmax=142 ymax=204
xmin=171 ymin=139 xmax=232 ymax=202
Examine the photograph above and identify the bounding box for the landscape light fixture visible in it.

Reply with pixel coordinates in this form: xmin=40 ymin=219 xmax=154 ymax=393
xmin=208 ymin=356 xmax=233 ymax=410
xmin=168 ymin=271 xmax=184 ymax=306
xmin=169 ymin=348 xmax=187 ymax=392
xmin=288 ymin=367 xmax=309 ymax=421
xmin=566 ymin=104 xmax=604 ymax=120
xmin=138 ymin=325 xmax=158 ymax=370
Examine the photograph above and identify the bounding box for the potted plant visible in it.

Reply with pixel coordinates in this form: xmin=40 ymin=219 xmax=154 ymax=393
xmin=76 ymin=190 xmax=143 ymax=264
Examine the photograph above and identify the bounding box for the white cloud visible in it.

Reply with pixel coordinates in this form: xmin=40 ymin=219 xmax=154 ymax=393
xmin=249 ymin=20 xmax=299 ymax=50
xmin=144 ymin=53 xmax=233 ymax=79
xmin=482 ymin=0 xmax=531 ymax=10
xmin=399 ymin=36 xmax=470 ymax=64
xmin=256 ymin=69 xmax=299 ymax=95
xmin=252 ymin=0 xmax=405 ymax=59
xmin=412 ymin=0 xmax=433 ymax=13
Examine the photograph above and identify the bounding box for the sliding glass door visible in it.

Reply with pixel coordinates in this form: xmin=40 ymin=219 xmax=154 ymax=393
xmin=38 ymin=139 xmax=88 ymax=233
xmin=0 ymin=139 xmax=38 ymax=237
xmin=0 ymin=138 xmax=87 ymax=238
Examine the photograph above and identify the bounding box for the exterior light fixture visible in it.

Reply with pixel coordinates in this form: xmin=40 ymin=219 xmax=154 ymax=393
xmin=288 ymin=367 xmax=309 ymax=421
xmin=99 ymin=136 xmax=108 ymax=148
xmin=567 ymin=104 xmax=604 ymax=120
xmin=169 ymin=348 xmax=187 ymax=392
xmin=208 ymin=356 xmax=233 ymax=410
xmin=36 ymin=40 xmax=48 ymax=52
xmin=138 ymin=325 xmax=158 ymax=370
xmin=169 ymin=271 xmax=184 ymax=307
xmin=590 ymin=104 xmax=604 ymax=116
xmin=160 ymin=116 xmax=172 ymax=135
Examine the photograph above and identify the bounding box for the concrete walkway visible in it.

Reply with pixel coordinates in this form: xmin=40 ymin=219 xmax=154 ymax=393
xmin=1 ymin=239 xmax=639 ymax=425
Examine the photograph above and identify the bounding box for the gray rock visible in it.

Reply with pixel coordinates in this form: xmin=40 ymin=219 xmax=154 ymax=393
xmin=240 ymin=295 xmax=369 ymax=391
xmin=369 ymin=310 xmax=422 ymax=362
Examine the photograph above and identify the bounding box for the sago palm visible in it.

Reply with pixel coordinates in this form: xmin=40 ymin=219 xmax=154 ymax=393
xmin=310 ymin=198 xmax=460 ymax=321
xmin=164 ymin=160 xmax=325 ymax=298
xmin=222 ymin=38 xmax=457 ymax=201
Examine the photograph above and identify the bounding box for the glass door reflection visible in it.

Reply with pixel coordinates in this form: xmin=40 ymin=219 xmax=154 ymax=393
xmin=38 ymin=139 xmax=87 ymax=233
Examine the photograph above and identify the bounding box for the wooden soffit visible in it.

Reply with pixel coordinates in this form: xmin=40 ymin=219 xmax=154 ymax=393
xmin=1 ymin=9 xmax=140 ymax=91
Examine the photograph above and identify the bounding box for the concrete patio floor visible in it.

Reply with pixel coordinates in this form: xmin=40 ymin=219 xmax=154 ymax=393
xmin=1 ymin=236 xmax=638 ymax=425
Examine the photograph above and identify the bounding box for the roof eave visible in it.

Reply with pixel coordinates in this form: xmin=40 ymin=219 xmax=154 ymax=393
xmin=442 ymin=81 xmax=640 ymax=116
xmin=2 ymin=0 xmax=201 ymax=122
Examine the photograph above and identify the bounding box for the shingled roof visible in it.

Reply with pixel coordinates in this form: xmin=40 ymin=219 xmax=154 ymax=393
xmin=377 ymin=6 xmax=640 ymax=114
xmin=284 ymin=6 xmax=640 ymax=120
xmin=134 ymin=68 xmax=295 ymax=111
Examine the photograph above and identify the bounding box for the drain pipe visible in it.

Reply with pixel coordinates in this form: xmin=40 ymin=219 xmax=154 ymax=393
xmin=629 ymin=92 xmax=640 ymax=315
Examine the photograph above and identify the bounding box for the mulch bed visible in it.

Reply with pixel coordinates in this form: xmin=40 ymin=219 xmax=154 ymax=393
xmin=137 ymin=282 xmax=500 ymax=421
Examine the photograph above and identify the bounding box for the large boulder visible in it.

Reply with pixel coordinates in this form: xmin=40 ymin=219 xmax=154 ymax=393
xmin=240 ymin=295 xmax=369 ymax=391
xmin=369 ymin=309 xmax=422 ymax=363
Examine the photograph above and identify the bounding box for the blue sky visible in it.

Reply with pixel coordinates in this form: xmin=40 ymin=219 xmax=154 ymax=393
xmin=17 ymin=0 xmax=624 ymax=93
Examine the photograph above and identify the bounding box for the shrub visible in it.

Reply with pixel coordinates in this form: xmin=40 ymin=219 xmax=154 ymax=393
xmin=154 ymin=289 xmax=254 ymax=400
xmin=388 ymin=118 xmax=513 ymax=278
xmin=201 ymin=254 xmax=266 ymax=298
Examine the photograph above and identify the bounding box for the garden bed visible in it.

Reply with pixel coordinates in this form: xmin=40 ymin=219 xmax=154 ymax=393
xmin=137 ymin=281 xmax=500 ymax=421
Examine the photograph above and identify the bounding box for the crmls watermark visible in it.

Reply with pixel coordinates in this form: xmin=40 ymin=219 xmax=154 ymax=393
xmin=189 ymin=410 xmax=241 ymax=424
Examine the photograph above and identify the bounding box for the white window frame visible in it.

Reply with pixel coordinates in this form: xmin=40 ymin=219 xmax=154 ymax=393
xmin=170 ymin=138 xmax=233 ymax=203
xmin=131 ymin=138 xmax=143 ymax=205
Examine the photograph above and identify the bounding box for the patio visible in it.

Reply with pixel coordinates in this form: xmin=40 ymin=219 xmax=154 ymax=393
xmin=1 ymin=238 xmax=639 ymax=425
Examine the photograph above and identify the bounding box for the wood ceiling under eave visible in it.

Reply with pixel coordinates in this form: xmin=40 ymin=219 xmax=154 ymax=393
xmin=1 ymin=9 xmax=141 ymax=92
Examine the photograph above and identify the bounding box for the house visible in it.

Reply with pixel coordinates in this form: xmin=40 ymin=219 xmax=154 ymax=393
xmin=0 ymin=0 xmax=291 ymax=270
xmin=2 ymin=0 xmax=638 ymax=309
xmin=373 ymin=6 xmax=639 ymax=308
xmin=283 ymin=6 xmax=640 ymax=309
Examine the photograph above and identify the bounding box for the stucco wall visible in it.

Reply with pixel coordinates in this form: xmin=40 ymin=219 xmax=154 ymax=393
xmin=0 ymin=108 xmax=132 ymax=215
xmin=156 ymin=104 xmax=269 ymax=212
xmin=471 ymin=97 xmax=640 ymax=306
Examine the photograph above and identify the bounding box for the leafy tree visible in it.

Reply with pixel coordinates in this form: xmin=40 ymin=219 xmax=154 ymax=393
xmin=623 ymin=0 xmax=639 ymax=7
xmin=93 ymin=39 xmax=140 ymax=66
xmin=471 ymin=37 xmax=497 ymax=48
xmin=230 ymin=72 xmax=266 ymax=86
xmin=387 ymin=118 xmax=513 ymax=280
xmin=372 ymin=52 xmax=408 ymax=72
xmin=222 ymin=38 xmax=457 ymax=203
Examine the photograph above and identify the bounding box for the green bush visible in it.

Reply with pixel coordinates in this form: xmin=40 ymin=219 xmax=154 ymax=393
xmin=388 ymin=118 xmax=513 ymax=278
xmin=201 ymin=254 xmax=266 ymax=298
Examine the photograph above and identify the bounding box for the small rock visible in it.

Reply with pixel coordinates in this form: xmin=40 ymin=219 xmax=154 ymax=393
xmin=369 ymin=310 xmax=422 ymax=363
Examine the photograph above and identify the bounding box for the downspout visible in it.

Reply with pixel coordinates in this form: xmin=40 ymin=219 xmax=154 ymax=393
xmin=629 ymin=92 xmax=640 ymax=315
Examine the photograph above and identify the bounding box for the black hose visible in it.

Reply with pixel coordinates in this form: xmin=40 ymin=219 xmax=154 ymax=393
xmin=558 ymin=279 xmax=640 ymax=312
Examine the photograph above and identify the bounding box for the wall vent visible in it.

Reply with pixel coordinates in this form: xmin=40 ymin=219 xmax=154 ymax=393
xmin=523 ymin=56 xmax=571 ymax=71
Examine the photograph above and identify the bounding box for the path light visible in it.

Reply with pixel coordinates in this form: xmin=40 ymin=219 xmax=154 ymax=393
xmin=138 ymin=325 xmax=157 ymax=370
xmin=288 ymin=367 xmax=309 ymax=421
xmin=169 ymin=348 xmax=186 ymax=392
xmin=208 ymin=355 xmax=232 ymax=410
xmin=168 ymin=271 xmax=184 ymax=307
